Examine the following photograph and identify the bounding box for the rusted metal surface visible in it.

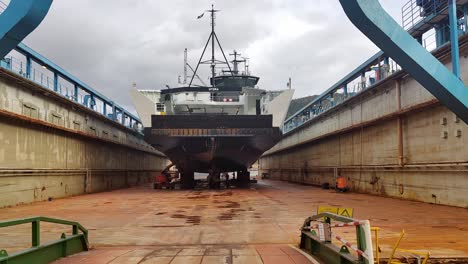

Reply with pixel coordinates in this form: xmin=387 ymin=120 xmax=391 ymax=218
xmin=51 ymin=245 xmax=317 ymax=264
xmin=0 ymin=180 xmax=466 ymax=263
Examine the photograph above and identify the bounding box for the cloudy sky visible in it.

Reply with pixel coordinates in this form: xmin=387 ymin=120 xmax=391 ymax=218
xmin=23 ymin=0 xmax=407 ymax=114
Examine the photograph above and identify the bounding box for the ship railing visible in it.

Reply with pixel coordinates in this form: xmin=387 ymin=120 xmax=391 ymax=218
xmin=402 ymin=0 xmax=446 ymax=31
xmin=217 ymin=70 xmax=250 ymax=76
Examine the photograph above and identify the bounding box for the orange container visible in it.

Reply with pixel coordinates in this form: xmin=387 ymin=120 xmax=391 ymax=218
xmin=336 ymin=176 xmax=348 ymax=190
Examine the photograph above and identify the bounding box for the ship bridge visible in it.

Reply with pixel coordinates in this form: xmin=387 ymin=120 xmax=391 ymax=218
xmin=1 ymin=1 xmax=468 ymax=264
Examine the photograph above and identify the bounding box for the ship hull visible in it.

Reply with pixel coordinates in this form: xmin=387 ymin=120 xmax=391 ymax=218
xmin=144 ymin=115 xmax=281 ymax=174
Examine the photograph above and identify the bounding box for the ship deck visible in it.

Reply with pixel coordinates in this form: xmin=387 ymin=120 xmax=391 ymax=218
xmin=1 ymin=180 xmax=467 ymax=264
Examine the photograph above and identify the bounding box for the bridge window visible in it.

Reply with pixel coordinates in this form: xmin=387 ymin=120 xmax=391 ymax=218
xmin=156 ymin=103 xmax=165 ymax=112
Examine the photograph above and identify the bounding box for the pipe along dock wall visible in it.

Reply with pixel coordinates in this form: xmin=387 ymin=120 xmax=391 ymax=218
xmin=260 ymin=39 xmax=468 ymax=208
xmin=0 ymin=68 xmax=168 ymax=208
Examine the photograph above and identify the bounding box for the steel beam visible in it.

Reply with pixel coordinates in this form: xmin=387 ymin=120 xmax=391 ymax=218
xmin=449 ymin=0 xmax=461 ymax=78
xmin=31 ymin=220 xmax=40 ymax=247
xmin=339 ymin=0 xmax=468 ymax=124
xmin=74 ymin=84 xmax=79 ymax=102
xmin=0 ymin=0 xmax=52 ymax=59
xmin=53 ymin=71 xmax=58 ymax=92
xmin=25 ymin=56 xmax=31 ymax=79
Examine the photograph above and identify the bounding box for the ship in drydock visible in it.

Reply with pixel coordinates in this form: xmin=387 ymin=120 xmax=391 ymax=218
xmin=131 ymin=5 xmax=293 ymax=188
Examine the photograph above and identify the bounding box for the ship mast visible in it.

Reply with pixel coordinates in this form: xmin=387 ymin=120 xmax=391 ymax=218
xmin=184 ymin=48 xmax=188 ymax=84
xmin=210 ymin=5 xmax=216 ymax=83
xmin=188 ymin=4 xmax=233 ymax=88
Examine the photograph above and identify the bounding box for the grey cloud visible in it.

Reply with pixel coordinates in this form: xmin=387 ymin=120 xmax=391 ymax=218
xmin=23 ymin=0 xmax=407 ymax=113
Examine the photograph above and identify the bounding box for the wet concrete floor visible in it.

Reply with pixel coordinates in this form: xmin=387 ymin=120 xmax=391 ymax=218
xmin=0 ymin=180 xmax=467 ymax=263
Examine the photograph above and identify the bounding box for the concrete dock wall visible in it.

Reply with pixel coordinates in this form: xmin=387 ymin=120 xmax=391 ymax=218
xmin=0 ymin=69 xmax=168 ymax=208
xmin=260 ymin=42 xmax=468 ymax=208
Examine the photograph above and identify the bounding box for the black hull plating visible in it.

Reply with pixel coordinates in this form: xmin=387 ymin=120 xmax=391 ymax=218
xmin=144 ymin=115 xmax=281 ymax=173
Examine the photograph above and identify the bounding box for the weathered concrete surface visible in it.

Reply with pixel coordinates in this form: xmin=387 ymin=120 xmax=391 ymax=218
xmin=0 ymin=180 xmax=466 ymax=263
xmin=260 ymin=40 xmax=468 ymax=208
xmin=0 ymin=68 xmax=152 ymax=149
xmin=0 ymin=68 xmax=168 ymax=208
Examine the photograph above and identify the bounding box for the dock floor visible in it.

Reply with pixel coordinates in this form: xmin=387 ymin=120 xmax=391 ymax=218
xmin=1 ymin=180 xmax=467 ymax=263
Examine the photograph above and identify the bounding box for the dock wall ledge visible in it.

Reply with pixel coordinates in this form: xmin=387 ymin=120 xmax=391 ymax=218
xmin=0 ymin=64 xmax=168 ymax=208
xmin=260 ymin=37 xmax=468 ymax=208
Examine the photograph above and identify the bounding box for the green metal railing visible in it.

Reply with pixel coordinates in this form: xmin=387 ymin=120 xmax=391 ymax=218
xmin=300 ymin=212 xmax=373 ymax=264
xmin=0 ymin=216 xmax=89 ymax=264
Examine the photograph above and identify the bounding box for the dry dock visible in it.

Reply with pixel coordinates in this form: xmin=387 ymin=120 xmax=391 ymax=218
xmin=0 ymin=180 xmax=467 ymax=264
xmin=2 ymin=1 xmax=468 ymax=263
